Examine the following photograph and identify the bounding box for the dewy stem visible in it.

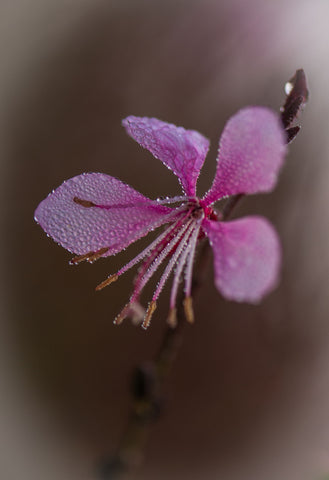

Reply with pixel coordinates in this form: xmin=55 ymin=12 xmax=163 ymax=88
xmin=98 ymin=193 xmax=243 ymax=480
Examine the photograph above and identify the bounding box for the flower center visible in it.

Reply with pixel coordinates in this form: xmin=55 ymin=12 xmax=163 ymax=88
xmin=71 ymin=195 xmax=217 ymax=329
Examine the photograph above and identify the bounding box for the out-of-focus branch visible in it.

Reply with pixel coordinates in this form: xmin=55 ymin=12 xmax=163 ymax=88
xmin=98 ymin=194 xmax=243 ymax=480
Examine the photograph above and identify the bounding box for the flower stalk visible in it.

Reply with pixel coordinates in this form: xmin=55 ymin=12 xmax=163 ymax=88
xmin=97 ymin=193 xmax=242 ymax=479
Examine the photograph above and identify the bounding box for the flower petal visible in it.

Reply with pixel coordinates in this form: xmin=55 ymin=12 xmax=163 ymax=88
xmin=203 ymin=107 xmax=287 ymax=205
xmin=34 ymin=173 xmax=172 ymax=257
xmin=122 ymin=116 xmax=210 ymax=196
xmin=202 ymin=216 xmax=281 ymax=303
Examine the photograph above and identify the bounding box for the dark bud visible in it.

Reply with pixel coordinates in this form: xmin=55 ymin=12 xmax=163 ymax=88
xmin=281 ymin=95 xmax=304 ymax=130
xmin=281 ymin=69 xmax=309 ymax=129
xmin=285 ymin=126 xmax=301 ymax=144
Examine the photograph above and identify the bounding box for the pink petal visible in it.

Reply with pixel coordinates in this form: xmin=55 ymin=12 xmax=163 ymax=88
xmin=122 ymin=116 xmax=209 ymax=196
xmin=34 ymin=173 xmax=172 ymax=256
xmin=203 ymin=107 xmax=287 ymax=205
xmin=202 ymin=216 xmax=281 ymax=303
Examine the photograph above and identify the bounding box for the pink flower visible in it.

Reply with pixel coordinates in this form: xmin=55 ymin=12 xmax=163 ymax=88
xmin=35 ymin=107 xmax=287 ymax=328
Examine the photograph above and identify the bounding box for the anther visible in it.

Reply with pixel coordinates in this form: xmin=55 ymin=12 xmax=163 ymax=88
xmin=87 ymin=247 xmax=109 ymax=262
xmin=142 ymin=301 xmax=157 ymax=330
xmin=73 ymin=197 xmax=97 ymax=208
xmin=95 ymin=274 xmax=119 ymax=291
xmin=183 ymin=296 xmax=194 ymax=323
xmin=70 ymin=251 xmax=95 ymax=265
xmin=167 ymin=308 xmax=177 ymax=328
xmin=70 ymin=247 xmax=109 ymax=265
xmin=114 ymin=303 xmax=130 ymax=325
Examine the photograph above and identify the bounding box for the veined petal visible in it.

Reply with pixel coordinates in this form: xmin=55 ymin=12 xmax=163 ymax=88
xmin=34 ymin=173 xmax=172 ymax=257
xmin=202 ymin=216 xmax=281 ymax=303
xmin=122 ymin=116 xmax=210 ymax=196
xmin=203 ymin=107 xmax=287 ymax=205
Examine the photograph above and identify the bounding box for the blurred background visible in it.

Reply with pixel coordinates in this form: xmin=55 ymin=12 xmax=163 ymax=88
xmin=1 ymin=0 xmax=329 ymax=479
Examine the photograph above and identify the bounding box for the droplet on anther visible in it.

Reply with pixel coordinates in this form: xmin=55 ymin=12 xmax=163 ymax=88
xmin=95 ymin=274 xmax=119 ymax=291
xmin=183 ymin=296 xmax=194 ymax=323
xmin=142 ymin=301 xmax=157 ymax=329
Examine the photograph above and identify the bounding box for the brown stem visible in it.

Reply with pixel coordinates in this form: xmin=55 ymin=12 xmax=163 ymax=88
xmin=98 ymin=194 xmax=243 ymax=479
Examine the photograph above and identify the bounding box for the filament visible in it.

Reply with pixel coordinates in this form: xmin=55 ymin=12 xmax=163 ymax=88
xmin=169 ymin=227 xmax=199 ymax=309
xmin=117 ymin=208 xmax=191 ymax=277
xmin=95 ymin=207 xmax=189 ymax=290
xmin=154 ymin=195 xmax=192 ymax=205
xmin=152 ymin=222 xmax=196 ymax=301
xmin=131 ymin=219 xmax=194 ymax=301
xmin=184 ymin=224 xmax=201 ymax=298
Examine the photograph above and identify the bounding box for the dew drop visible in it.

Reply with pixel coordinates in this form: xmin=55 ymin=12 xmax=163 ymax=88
xmin=284 ymin=81 xmax=293 ymax=95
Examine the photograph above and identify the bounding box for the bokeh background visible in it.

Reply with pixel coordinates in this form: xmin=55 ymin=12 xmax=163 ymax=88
xmin=1 ymin=1 xmax=329 ymax=479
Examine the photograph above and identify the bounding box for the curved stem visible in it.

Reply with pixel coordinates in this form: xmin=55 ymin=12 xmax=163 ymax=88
xmin=98 ymin=194 xmax=243 ymax=480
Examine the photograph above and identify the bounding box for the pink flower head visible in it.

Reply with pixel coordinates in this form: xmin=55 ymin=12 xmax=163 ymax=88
xmin=35 ymin=107 xmax=287 ymax=328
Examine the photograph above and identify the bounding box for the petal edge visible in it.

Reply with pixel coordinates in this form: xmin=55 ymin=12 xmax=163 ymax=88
xmin=34 ymin=173 xmax=172 ymax=257
xmin=203 ymin=216 xmax=281 ymax=303
xmin=123 ymin=116 xmax=210 ymax=196
xmin=203 ymin=107 xmax=287 ymax=205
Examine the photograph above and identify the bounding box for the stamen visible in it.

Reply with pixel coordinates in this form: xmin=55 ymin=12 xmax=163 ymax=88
xmin=74 ymin=196 xmax=190 ymax=213
xmin=74 ymin=195 xmax=194 ymax=215
xmin=73 ymin=197 xmax=97 ymax=208
xmin=87 ymin=247 xmax=110 ymax=263
xmin=95 ymin=274 xmax=119 ymax=291
xmin=142 ymin=300 xmax=157 ymax=329
xmin=94 ymin=209 xmax=193 ymax=292
xmin=183 ymin=296 xmax=194 ymax=323
xmin=132 ymin=209 xmax=193 ymax=289
xmin=184 ymin=225 xmax=201 ymax=298
xmin=117 ymin=210 xmax=189 ymax=278
xmin=70 ymin=251 xmax=94 ymax=265
xmin=114 ymin=303 xmax=131 ymax=325
xmin=151 ymin=222 xmax=196 ymax=302
xmin=113 ymin=302 xmax=146 ymax=326
xmin=169 ymin=225 xmax=200 ymax=311
xmin=132 ymin=219 xmax=193 ymax=301
xmin=167 ymin=308 xmax=177 ymax=328
xmin=154 ymin=195 xmax=191 ymax=205
xmin=70 ymin=247 xmax=109 ymax=265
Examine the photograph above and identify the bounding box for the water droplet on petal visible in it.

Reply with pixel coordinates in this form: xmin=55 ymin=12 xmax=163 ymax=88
xmin=228 ymin=257 xmax=237 ymax=268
